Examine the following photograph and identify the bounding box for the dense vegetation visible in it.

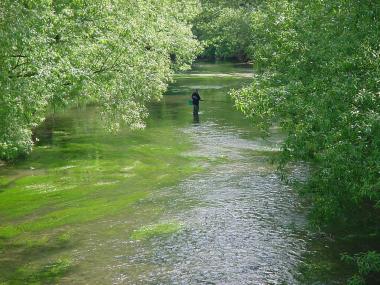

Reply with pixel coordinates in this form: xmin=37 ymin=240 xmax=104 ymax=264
xmin=193 ymin=0 xmax=256 ymax=61
xmin=195 ymin=0 xmax=380 ymax=283
xmin=0 ymin=0 xmax=201 ymax=160
xmin=1 ymin=0 xmax=379 ymax=283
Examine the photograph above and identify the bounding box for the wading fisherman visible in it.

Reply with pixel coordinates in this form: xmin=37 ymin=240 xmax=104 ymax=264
xmin=191 ymin=89 xmax=202 ymax=115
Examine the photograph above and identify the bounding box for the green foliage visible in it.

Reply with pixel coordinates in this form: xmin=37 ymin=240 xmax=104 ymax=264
xmin=0 ymin=0 xmax=202 ymax=160
xmin=342 ymin=251 xmax=380 ymax=285
xmin=227 ymin=0 xmax=380 ymax=282
xmin=232 ymin=0 xmax=380 ymax=227
xmin=193 ymin=0 xmax=256 ymax=60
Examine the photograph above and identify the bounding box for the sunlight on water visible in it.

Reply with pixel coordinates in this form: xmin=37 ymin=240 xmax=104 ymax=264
xmin=109 ymin=124 xmax=308 ymax=284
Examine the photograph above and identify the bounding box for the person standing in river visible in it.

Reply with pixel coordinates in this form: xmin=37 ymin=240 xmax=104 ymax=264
xmin=191 ymin=89 xmax=202 ymax=115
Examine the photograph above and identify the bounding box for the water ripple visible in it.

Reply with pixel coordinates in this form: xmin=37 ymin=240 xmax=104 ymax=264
xmin=112 ymin=123 xmax=308 ymax=285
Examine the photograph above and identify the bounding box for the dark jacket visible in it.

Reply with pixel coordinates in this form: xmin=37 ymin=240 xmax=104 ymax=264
xmin=192 ymin=92 xmax=201 ymax=105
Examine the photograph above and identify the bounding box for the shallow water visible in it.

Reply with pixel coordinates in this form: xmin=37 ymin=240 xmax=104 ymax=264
xmin=0 ymin=62 xmax=311 ymax=284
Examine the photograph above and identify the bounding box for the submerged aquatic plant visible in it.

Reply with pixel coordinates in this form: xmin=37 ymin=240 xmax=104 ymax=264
xmin=131 ymin=222 xmax=183 ymax=240
xmin=16 ymin=258 xmax=72 ymax=284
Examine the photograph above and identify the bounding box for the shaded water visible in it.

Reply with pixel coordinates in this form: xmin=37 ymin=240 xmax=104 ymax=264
xmin=0 ymin=62 xmax=311 ymax=284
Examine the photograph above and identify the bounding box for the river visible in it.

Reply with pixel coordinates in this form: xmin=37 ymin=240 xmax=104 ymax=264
xmin=1 ymin=62 xmax=313 ymax=284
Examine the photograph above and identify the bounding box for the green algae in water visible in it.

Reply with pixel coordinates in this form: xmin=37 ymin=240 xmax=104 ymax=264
xmin=15 ymin=258 xmax=72 ymax=284
xmin=131 ymin=222 xmax=183 ymax=240
xmin=0 ymin=123 xmax=200 ymax=229
xmin=0 ymin=109 xmax=204 ymax=283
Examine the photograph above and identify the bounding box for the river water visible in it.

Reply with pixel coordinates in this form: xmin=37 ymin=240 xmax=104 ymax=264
xmin=0 ymin=62 xmax=312 ymax=284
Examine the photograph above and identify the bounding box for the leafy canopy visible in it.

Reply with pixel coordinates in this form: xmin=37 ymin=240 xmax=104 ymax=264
xmin=0 ymin=0 xmax=202 ymax=160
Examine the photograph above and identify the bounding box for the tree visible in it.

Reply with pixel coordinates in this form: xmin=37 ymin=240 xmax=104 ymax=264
xmin=231 ymin=0 xmax=380 ymax=282
xmin=193 ymin=0 xmax=256 ymax=60
xmin=0 ymin=0 xmax=202 ymax=160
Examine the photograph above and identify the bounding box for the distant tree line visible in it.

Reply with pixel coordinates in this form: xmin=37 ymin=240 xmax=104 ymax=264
xmin=192 ymin=0 xmax=257 ymax=61
xmin=195 ymin=0 xmax=380 ymax=283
